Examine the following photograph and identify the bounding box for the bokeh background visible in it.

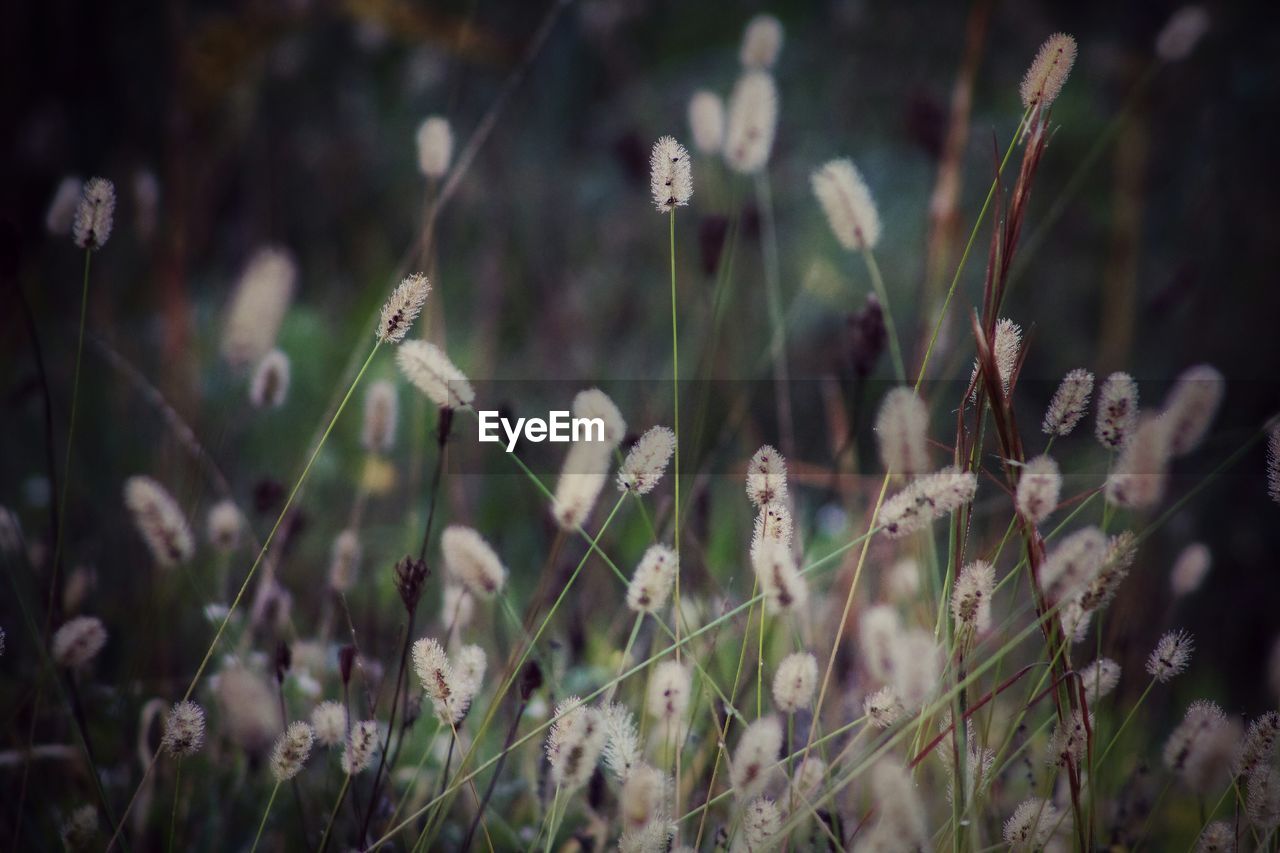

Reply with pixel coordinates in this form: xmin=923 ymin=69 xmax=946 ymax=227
xmin=3 ymin=0 xmax=1280 ymax=846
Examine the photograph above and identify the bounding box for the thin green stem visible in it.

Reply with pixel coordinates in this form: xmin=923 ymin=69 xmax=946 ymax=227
xmin=168 ymin=758 xmax=182 ymax=853
xmin=863 ymin=249 xmax=906 ymax=382
xmin=317 ymin=774 xmax=352 ymax=853
xmin=251 ymin=781 xmax=282 ymax=853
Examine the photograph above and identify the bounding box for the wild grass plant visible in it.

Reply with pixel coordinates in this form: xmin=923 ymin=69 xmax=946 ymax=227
xmin=4 ymin=5 xmax=1280 ymax=853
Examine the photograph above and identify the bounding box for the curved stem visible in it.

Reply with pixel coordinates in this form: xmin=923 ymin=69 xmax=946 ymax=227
xmin=250 ymin=781 xmax=281 ymax=853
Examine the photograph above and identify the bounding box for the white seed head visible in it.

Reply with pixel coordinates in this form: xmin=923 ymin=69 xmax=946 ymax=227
xmin=1195 ymin=820 xmax=1236 ymax=853
xmin=879 ymin=466 xmax=978 ymax=539
xmin=1079 ymin=658 xmax=1121 ymax=705
xmin=601 ymin=703 xmax=642 ymax=782
xmin=1164 ymin=700 xmax=1239 ymax=794
xmin=396 ymin=340 xmax=473 ymax=408
xmin=215 ymin=665 xmax=281 ymax=753
xmin=545 ymin=697 xmax=606 ymax=791
xmin=361 ymin=380 xmax=399 ymax=453
xmin=618 ymin=426 xmax=675 ymax=495
xmin=749 ymin=500 xmax=793 ymax=560
xmin=72 ymin=177 xmax=116 ymax=249
xmin=736 ymin=797 xmax=782 ymax=851
xmin=746 ymin=444 xmax=789 ymax=508
xmin=647 ymin=660 xmax=691 ymax=723
xmin=1020 ymin=33 xmax=1077 ymax=110
xmin=1269 ymin=425 xmax=1280 ymax=506
xmin=1041 ymin=525 xmax=1107 ymax=603
xmin=1096 ymin=371 xmax=1140 ymax=449
xmin=619 ymin=820 xmax=675 ymax=853
xmin=46 ymin=176 xmax=83 ymax=235
xmin=441 ymin=525 xmax=507 ymax=599
xmin=378 ymin=273 xmax=432 ymax=344
xmin=1043 ymin=368 xmax=1094 ymax=436
xmin=1171 ymin=542 xmax=1212 ymax=597
xmin=1016 ymin=454 xmax=1062 ymax=524
xmin=1047 ymin=709 xmax=1091 ymax=767
xmin=249 ymin=349 xmax=291 ymax=409
xmin=572 ymin=388 xmax=626 ymax=447
xmin=739 ymin=14 xmax=783 ymax=69
xmin=1247 ymin=767 xmax=1280 ymax=830
xmin=890 ymin=629 xmax=942 ymax=710
xmin=886 ymin=557 xmax=921 ymax=602
xmin=1004 ymin=798 xmax=1059 ymax=850
xmin=52 ymin=616 xmax=107 ymax=668
xmin=270 ymin=721 xmax=315 ymax=782
xmin=221 ymin=246 xmax=297 ymax=368
xmin=772 ymin=651 xmax=818 ymax=714
xmin=124 ymin=475 xmax=195 ymax=567
xmin=1161 ymin=364 xmax=1225 ymax=456
xmin=441 ymin=583 xmax=475 ymax=631
xmin=627 ymin=544 xmax=678 ymax=614
xmin=328 ymin=529 xmax=361 ymax=592
xmin=874 ymin=388 xmax=929 ymax=476
xmin=951 ymin=560 xmax=995 ymax=633
xmin=1147 ymin=629 xmax=1195 ymax=682
xmin=413 ymin=637 xmax=466 ymax=724
xmin=161 ymin=701 xmax=207 ymax=757
xmin=729 ymin=716 xmax=783 ymax=802
xmin=868 ymin=761 xmax=928 ymax=847
xmin=688 ymin=90 xmax=725 ymax=154
xmin=724 ymin=71 xmax=778 ymax=175
xmin=790 ymin=756 xmax=826 ymax=803
xmin=1237 ymin=711 xmax=1280 ymax=779
xmin=650 ymin=136 xmax=693 ymax=213
xmin=972 ymin=318 xmax=1022 ymax=399
xmin=416 ymin=116 xmax=453 ymax=179
xmin=311 ymin=701 xmax=348 ymax=747
xmin=1077 ymin=530 xmax=1137 ymax=613
xmin=1106 ymin=415 xmax=1172 ymax=508
xmin=552 ymin=441 xmax=610 ymax=530
xmin=864 ymin=686 xmax=905 ymax=729
xmin=751 ymin=538 xmax=808 ymax=614
xmin=59 ymin=803 xmax=98 ymax=851
xmin=812 ymin=158 xmax=882 ymax=252
xmin=859 ymin=603 xmax=902 ymax=682
xmin=1156 ymin=6 xmax=1210 ymax=62
xmin=206 ymin=499 xmax=243 ymax=553
xmin=620 ymin=763 xmax=670 ymax=831
xmin=341 ymin=720 xmax=379 ymax=774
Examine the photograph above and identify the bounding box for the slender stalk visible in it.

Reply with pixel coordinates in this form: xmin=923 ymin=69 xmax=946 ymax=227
xmin=670 ymin=205 xmax=684 ymax=831
xmin=317 ymin=774 xmax=352 ymax=853
xmin=862 ymin=249 xmax=906 ymax=382
xmin=168 ymin=759 xmax=182 ymax=853
xmin=251 ymin=781 xmax=282 ymax=853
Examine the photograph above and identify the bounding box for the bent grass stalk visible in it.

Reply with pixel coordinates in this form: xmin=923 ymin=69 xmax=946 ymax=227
xmin=250 ymin=780 xmax=281 ymax=853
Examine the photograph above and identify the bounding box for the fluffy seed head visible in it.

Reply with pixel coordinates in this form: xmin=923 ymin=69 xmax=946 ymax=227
xmin=868 ymin=762 xmax=928 ymax=847
xmin=1165 ymin=700 xmax=1240 ymax=794
xmin=647 ymin=661 xmax=691 ymax=723
xmin=620 ymin=763 xmax=670 ymax=830
xmin=618 ymin=426 xmax=675 ymax=494
xmin=311 ymin=701 xmax=348 ymax=747
xmin=1080 ymin=530 xmax=1137 ymax=618
xmin=416 ymin=116 xmax=453 ymax=179
xmin=162 ymin=701 xmax=207 ymax=757
xmin=1004 ymin=798 xmax=1059 ymax=850
xmin=72 ymin=177 xmax=116 ymax=249
xmin=772 ymin=651 xmax=818 ymax=713
xmin=1043 ymin=368 xmax=1094 ymax=436
xmin=1096 ymin=371 xmax=1140 ymax=449
xmin=361 ymin=380 xmax=399 ymax=453
xmin=619 ymin=821 xmax=675 ymax=853
xmin=890 ymin=629 xmax=942 ymax=710
xmin=650 ymin=136 xmax=693 ymax=213
xmin=396 ymin=340 xmax=473 ymax=408
xmin=441 ymin=525 xmax=507 ymax=599
xmin=860 ymin=604 xmax=902 ymax=682
xmin=270 ymin=721 xmax=315 ymax=782
xmin=601 ymin=703 xmax=642 ymax=781
xmin=729 ymin=716 xmax=783 ymax=801
xmin=886 ymin=557 xmax=921 ymax=602
xmin=688 ymin=90 xmax=725 ymax=154
xmin=328 ymin=529 xmax=361 ymax=592
xmin=746 ymin=445 xmax=789 ymax=507
xmin=1247 ymin=767 xmax=1280 ymax=830
xmin=342 ymin=720 xmax=379 ymax=774
xmin=413 ymin=637 xmax=476 ymax=724
xmin=249 ymin=349 xmax=290 ymax=409
xmin=59 ymin=803 xmax=98 ymax=851
xmin=441 ymin=583 xmax=475 ymax=631
xmin=874 ymin=388 xmax=929 ymax=475
xmin=1268 ymin=425 xmax=1280 ymax=505
xmin=221 ymin=246 xmax=297 ymax=367
xmin=1106 ymin=415 xmax=1172 ymax=508
xmin=864 ymin=686 xmax=905 ymax=729
xmin=52 ymin=616 xmax=107 ymax=668
xmin=1195 ymin=820 xmax=1236 ymax=853
xmin=378 ymin=273 xmax=432 ymax=344
xmin=1047 ymin=709 xmax=1091 ymax=767
xmin=215 ymin=665 xmax=280 ymax=753
xmin=749 ymin=500 xmax=793 ymax=560
xmin=1156 ymin=6 xmax=1210 ymax=62
xmin=1079 ymin=658 xmax=1121 ymax=705
xmin=1171 ymin=542 xmax=1212 ymax=597
xmin=972 ymin=318 xmax=1022 ymax=399
xmin=573 ymin=388 xmax=626 ymax=447
xmin=790 ymin=756 xmax=826 ymax=802
xmin=879 ymin=466 xmax=978 ymax=538
xmin=951 ymin=560 xmax=995 ymax=633
xmin=124 ymin=475 xmax=195 ymax=567
xmin=740 ymin=14 xmax=783 ymax=69
xmin=1237 ymin=711 xmax=1280 ymax=779
xmin=626 ymin=544 xmax=678 ymax=613
xmin=552 ymin=441 xmax=610 ymax=529
xmin=751 ymin=539 xmax=808 ymax=614
xmin=738 ymin=798 xmax=782 ymax=850
xmin=724 ymin=71 xmax=778 ymax=175
xmin=206 ymin=500 xmax=242 ymax=553
xmin=545 ymin=697 xmax=606 ymax=791
xmin=1041 ymin=526 xmax=1107 ymax=603
xmin=1148 ymin=629 xmax=1195 ymax=682
xmin=1161 ymin=364 xmax=1225 ymax=456
xmin=811 ymin=158 xmax=881 ymax=252
xmin=1020 ymin=33 xmax=1077 ymax=110
xmin=1016 ymin=454 xmax=1062 ymax=523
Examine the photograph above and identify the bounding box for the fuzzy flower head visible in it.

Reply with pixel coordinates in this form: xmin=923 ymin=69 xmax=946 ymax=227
xmin=626 ymin=544 xmax=678 ymax=614
xmin=162 ymin=701 xmax=207 ymax=757
xmin=1270 ymin=425 xmax=1280 ymax=506
xmin=647 ymin=661 xmax=691 ymax=723
xmin=875 ymin=387 xmax=929 ymax=476
xmin=1195 ymin=820 xmax=1235 ymax=853
xmin=1171 ymin=542 xmax=1212 ymax=597
xmin=1105 ymin=415 xmax=1172 ymax=508
xmin=618 ymin=426 xmax=675 ymax=494
xmin=378 ymin=273 xmax=432 ymax=344
xmin=890 ymin=629 xmax=942 ymax=710
xmin=864 ymin=686 xmax=905 ymax=729
xmin=249 ymin=349 xmax=291 ymax=409
xmin=879 ymin=466 xmax=978 ymax=538
xmin=327 ymin=529 xmax=361 ymax=592
xmin=951 ymin=560 xmax=995 ymax=633
xmin=751 ymin=539 xmax=808 ymax=614
xmin=688 ymin=90 xmax=725 ymax=154
xmin=1156 ymin=6 xmax=1211 ymax=62
xmin=412 ymin=637 xmax=477 ymax=724
xmin=551 ymin=441 xmax=609 ymax=529
xmin=649 ymin=136 xmax=692 ymax=213
xmin=812 ymin=158 xmax=881 ymax=252
xmin=416 ymin=116 xmax=453 ymax=179
xmin=1004 ymin=798 xmax=1059 ymax=850
xmin=740 ymin=14 xmax=783 ymax=69
xmin=772 ymin=651 xmax=818 ymax=714
xmin=52 ymin=616 xmax=107 ymax=668
xmin=1148 ymin=629 xmax=1195 ymax=682
xmin=738 ymin=798 xmax=782 ymax=851
xmin=124 ymin=475 xmax=195 ymax=568
xmin=750 ymin=500 xmax=793 ymax=559
xmin=72 ymin=177 xmax=116 ymax=250
xmin=1042 ymin=368 xmax=1094 ymax=436
xmin=573 ymin=388 xmax=627 ymax=447
xmin=396 ymin=340 xmax=474 ymax=408
xmin=311 ymin=701 xmax=348 ymax=748
xmin=1019 ymin=33 xmax=1077 ymax=111
xmin=59 ymin=803 xmax=98 ymax=851
xmin=1016 ymin=454 xmax=1062 ymax=524
xmin=206 ymin=500 xmax=243 ymax=553
xmin=441 ymin=525 xmax=507 ymax=599
xmin=221 ymin=246 xmax=296 ymax=368
xmin=545 ymin=697 xmax=606 ymax=792
xmin=1161 ymin=364 xmax=1225 ymax=457
xmin=601 ymin=703 xmax=642 ymax=782
xmin=1079 ymin=657 xmax=1121 ymax=706
xmin=972 ymin=318 xmax=1022 ymax=400
xmin=620 ymin=763 xmax=670 ymax=831
xmin=1164 ymin=700 xmax=1239 ymax=794
xmin=362 ymin=380 xmax=399 ymax=453
xmin=724 ymin=71 xmax=778 ymax=175
xmin=342 ymin=720 xmax=379 ymax=774
xmin=746 ymin=444 xmax=789 ymax=508
xmin=1096 ymin=371 xmax=1140 ymax=449
xmin=1041 ymin=525 xmax=1107 ymax=603
xmin=270 ymin=721 xmax=315 ymax=782
xmin=729 ymin=716 xmax=783 ymax=802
